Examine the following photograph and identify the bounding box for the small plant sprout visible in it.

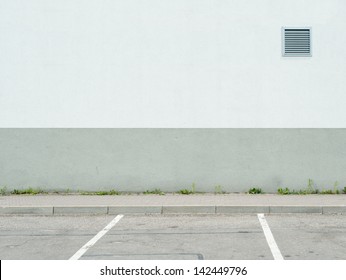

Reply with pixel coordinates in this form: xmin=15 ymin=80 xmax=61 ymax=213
xmin=178 ymin=189 xmax=191 ymax=195
xmin=178 ymin=183 xmax=196 ymax=195
xmin=11 ymin=187 xmax=45 ymax=195
xmin=277 ymin=187 xmax=290 ymax=195
xmin=98 ymin=189 xmax=119 ymax=195
xmin=80 ymin=189 xmax=119 ymax=195
xmin=248 ymin=187 xmax=263 ymax=194
xmin=0 ymin=187 xmax=7 ymax=196
xmin=143 ymin=188 xmax=165 ymax=195
xmin=320 ymin=189 xmax=333 ymax=194
xmin=306 ymin=178 xmax=315 ymax=194
xmin=333 ymin=181 xmax=339 ymax=194
xmin=214 ymin=185 xmax=225 ymax=194
xmin=191 ymin=183 xmax=196 ymax=193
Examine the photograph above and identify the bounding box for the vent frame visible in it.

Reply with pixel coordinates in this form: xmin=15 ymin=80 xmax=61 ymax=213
xmin=282 ymin=27 xmax=312 ymax=57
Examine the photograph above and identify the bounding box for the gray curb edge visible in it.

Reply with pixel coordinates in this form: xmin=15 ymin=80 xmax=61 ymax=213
xmin=0 ymin=205 xmax=346 ymax=215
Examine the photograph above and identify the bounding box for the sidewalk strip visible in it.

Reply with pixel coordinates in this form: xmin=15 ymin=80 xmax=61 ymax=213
xmin=69 ymin=214 xmax=124 ymax=260
xmin=257 ymin=213 xmax=284 ymax=260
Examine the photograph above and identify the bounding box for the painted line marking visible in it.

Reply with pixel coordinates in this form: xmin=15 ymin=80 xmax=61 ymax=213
xmin=69 ymin=214 xmax=124 ymax=260
xmin=257 ymin=213 xmax=284 ymax=260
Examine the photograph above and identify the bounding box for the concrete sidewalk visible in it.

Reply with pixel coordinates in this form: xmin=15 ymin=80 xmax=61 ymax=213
xmin=0 ymin=193 xmax=345 ymax=215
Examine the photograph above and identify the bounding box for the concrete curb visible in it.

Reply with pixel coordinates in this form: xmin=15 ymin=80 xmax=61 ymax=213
xmin=322 ymin=206 xmax=346 ymax=214
xmin=109 ymin=206 xmax=162 ymax=214
xmin=0 ymin=207 xmax=53 ymax=215
xmin=53 ymin=206 xmax=108 ymax=215
xmin=1 ymin=205 xmax=346 ymax=215
xmin=270 ymin=206 xmax=322 ymax=214
xmin=162 ymin=206 xmax=216 ymax=214
xmin=216 ymin=206 xmax=270 ymax=214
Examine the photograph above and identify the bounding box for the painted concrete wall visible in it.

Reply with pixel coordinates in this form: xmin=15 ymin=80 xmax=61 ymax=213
xmin=1 ymin=0 xmax=346 ymax=128
xmin=1 ymin=129 xmax=346 ymax=193
xmin=1 ymin=2 xmax=346 ymax=192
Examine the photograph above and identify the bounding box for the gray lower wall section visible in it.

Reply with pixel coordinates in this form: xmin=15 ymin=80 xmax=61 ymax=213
xmin=1 ymin=129 xmax=346 ymax=193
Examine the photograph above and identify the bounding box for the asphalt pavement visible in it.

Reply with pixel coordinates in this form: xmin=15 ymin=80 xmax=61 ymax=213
xmin=1 ymin=194 xmax=346 ymax=260
xmin=1 ymin=214 xmax=346 ymax=260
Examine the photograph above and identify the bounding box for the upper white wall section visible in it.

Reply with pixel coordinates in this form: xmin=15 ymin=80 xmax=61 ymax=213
xmin=1 ymin=0 xmax=346 ymax=127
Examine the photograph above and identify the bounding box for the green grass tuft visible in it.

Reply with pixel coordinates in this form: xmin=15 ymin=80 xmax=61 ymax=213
xmin=214 ymin=185 xmax=226 ymax=194
xmin=11 ymin=187 xmax=45 ymax=195
xmin=248 ymin=187 xmax=263 ymax=194
xmin=143 ymin=188 xmax=165 ymax=195
xmin=0 ymin=187 xmax=8 ymax=196
xmin=80 ymin=189 xmax=119 ymax=195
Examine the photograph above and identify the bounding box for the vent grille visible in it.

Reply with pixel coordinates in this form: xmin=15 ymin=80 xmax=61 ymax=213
xmin=283 ymin=28 xmax=311 ymax=56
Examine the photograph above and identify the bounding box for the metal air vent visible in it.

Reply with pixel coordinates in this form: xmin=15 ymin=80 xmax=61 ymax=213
xmin=282 ymin=27 xmax=311 ymax=57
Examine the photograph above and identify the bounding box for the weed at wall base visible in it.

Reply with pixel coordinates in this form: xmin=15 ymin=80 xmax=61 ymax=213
xmin=321 ymin=189 xmax=334 ymax=194
xmin=248 ymin=187 xmax=263 ymax=194
xmin=214 ymin=185 xmax=226 ymax=194
xmin=143 ymin=188 xmax=165 ymax=195
xmin=11 ymin=187 xmax=46 ymax=195
xmin=80 ymin=189 xmax=119 ymax=195
xmin=277 ymin=187 xmax=290 ymax=195
xmin=178 ymin=189 xmax=194 ymax=195
xmin=0 ymin=187 xmax=8 ymax=196
xmin=178 ymin=183 xmax=197 ymax=195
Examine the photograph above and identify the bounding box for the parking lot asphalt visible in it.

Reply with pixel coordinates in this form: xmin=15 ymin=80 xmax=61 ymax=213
xmin=1 ymin=194 xmax=345 ymax=260
xmin=1 ymin=214 xmax=346 ymax=260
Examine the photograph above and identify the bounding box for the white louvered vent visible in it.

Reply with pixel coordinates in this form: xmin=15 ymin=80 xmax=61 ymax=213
xmin=282 ymin=27 xmax=311 ymax=57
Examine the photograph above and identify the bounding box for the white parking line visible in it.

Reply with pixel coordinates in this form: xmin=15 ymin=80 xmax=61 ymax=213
xmin=257 ymin=213 xmax=284 ymax=260
xmin=69 ymin=214 xmax=124 ymax=260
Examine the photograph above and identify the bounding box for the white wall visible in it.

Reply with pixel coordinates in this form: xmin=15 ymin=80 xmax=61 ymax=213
xmin=1 ymin=0 xmax=346 ymax=128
